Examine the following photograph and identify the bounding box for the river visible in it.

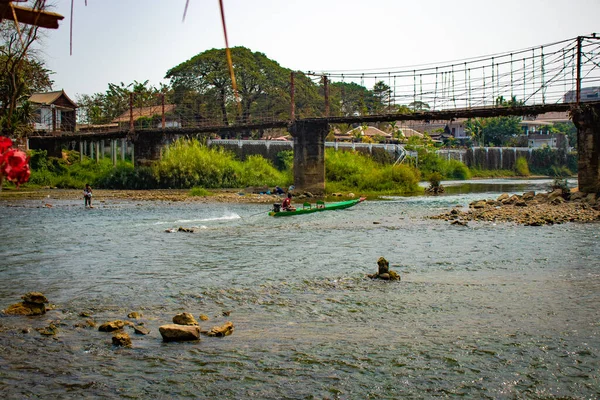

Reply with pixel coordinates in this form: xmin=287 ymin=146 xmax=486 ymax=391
xmin=0 ymin=179 xmax=598 ymax=399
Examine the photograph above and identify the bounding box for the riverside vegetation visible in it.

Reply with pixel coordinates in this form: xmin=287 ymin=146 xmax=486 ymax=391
xmin=7 ymin=137 xmax=577 ymax=198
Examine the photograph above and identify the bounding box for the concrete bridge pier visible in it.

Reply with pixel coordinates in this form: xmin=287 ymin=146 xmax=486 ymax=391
xmin=289 ymin=120 xmax=329 ymax=194
xmin=571 ymin=103 xmax=600 ymax=193
xmin=131 ymin=132 xmax=166 ymax=166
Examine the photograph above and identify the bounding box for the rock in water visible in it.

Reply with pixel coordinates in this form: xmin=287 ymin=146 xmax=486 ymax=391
xmin=159 ymin=324 xmax=201 ymax=342
xmin=377 ymin=257 xmax=390 ymax=275
xmin=205 ymin=322 xmax=234 ymax=337
xmin=112 ymin=332 xmax=132 ymax=347
xmin=98 ymin=320 xmax=130 ymax=332
xmin=2 ymin=292 xmax=49 ymax=316
xmin=172 ymin=312 xmax=198 ymax=326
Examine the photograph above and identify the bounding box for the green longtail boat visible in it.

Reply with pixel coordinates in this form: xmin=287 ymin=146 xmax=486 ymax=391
xmin=269 ymin=198 xmax=365 ymax=217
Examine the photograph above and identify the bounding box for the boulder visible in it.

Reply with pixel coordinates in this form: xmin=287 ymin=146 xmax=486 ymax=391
xmin=377 ymin=257 xmax=389 ymax=275
xmin=2 ymin=292 xmax=49 ymax=316
xmin=522 ymin=191 xmax=535 ymax=200
xmin=471 ymin=200 xmax=487 ymax=209
xmin=112 ymin=332 xmax=132 ymax=347
xmin=388 ymin=270 xmax=401 ymax=281
xmin=127 ymin=312 xmax=142 ymax=319
xmin=159 ymin=324 xmax=201 ymax=342
xmin=585 ymin=193 xmax=597 ymax=204
xmin=172 ymin=312 xmax=198 ymax=326
xmin=132 ymin=325 xmax=150 ymax=335
xmin=98 ymin=320 xmax=131 ymax=332
xmin=22 ymin=292 xmax=48 ymax=304
xmin=205 ymin=321 xmax=234 ymax=337
xmin=497 ymin=193 xmax=509 ymax=202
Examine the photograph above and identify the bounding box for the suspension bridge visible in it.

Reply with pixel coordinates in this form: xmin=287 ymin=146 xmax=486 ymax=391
xmin=29 ymin=34 xmax=600 ymax=193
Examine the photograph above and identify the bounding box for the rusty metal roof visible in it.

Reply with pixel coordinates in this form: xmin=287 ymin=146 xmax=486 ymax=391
xmin=29 ymin=90 xmax=77 ymax=107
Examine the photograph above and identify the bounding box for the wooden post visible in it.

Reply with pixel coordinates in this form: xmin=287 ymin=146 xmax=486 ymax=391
xmin=161 ymin=93 xmax=166 ymax=129
xmin=324 ymin=75 xmax=330 ymax=117
xmin=290 ymin=71 xmax=295 ymax=120
xmin=129 ymin=92 xmax=134 ymax=132
xmin=121 ymin=138 xmax=126 ymax=160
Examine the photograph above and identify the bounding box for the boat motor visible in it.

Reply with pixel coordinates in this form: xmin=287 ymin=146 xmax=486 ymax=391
xmin=272 ymin=203 xmax=281 ymax=213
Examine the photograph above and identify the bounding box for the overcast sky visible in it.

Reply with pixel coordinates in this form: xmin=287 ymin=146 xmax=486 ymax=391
xmin=39 ymin=0 xmax=599 ymax=100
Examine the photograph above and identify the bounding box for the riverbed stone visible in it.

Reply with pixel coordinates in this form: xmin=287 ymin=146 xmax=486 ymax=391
xmin=112 ymin=332 xmax=132 ymax=347
xmin=159 ymin=324 xmax=201 ymax=342
xmin=497 ymin=193 xmax=509 ymax=202
xmin=99 ymin=320 xmax=131 ymax=332
xmin=431 ymin=189 xmax=600 ymax=226
xmin=205 ymin=321 xmax=234 ymax=337
xmin=173 ymin=312 xmax=198 ymax=326
xmin=132 ymin=325 xmax=150 ymax=335
xmin=127 ymin=312 xmax=142 ymax=319
xmin=2 ymin=292 xmax=49 ymax=316
xmin=377 ymin=257 xmax=389 ymax=274
xmin=522 ymin=191 xmax=535 ymax=200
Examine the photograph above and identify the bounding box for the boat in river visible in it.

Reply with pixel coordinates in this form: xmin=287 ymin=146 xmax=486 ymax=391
xmin=269 ymin=197 xmax=365 ymax=217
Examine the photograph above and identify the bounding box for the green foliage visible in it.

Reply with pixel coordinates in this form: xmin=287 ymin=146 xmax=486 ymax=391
xmin=237 ymin=155 xmax=286 ymax=187
xmin=514 ymin=157 xmax=530 ymax=177
xmin=154 ymin=138 xmax=288 ymax=189
xmin=190 ymin=187 xmax=212 ymax=196
xmin=325 ymin=149 xmax=421 ymax=194
xmin=428 ymin=172 xmax=442 ymax=188
xmin=96 ymin=164 xmax=158 ymax=189
xmin=274 ymin=150 xmax=293 ymax=171
xmin=406 ymin=136 xmax=470 ymax=180
xmin=550 ymin=165 xmax=573 ymax=178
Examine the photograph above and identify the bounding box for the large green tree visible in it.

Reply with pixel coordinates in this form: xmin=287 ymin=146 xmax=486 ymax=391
xmin=0 ymin=20 xmax=52 ymax=136
xmin=165 ymin=46 xmax=321 ymax=125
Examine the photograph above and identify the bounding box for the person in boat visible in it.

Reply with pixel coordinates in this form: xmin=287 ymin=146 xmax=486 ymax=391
xmin=281 ymin=192 xmax=296 ymax=211
xmin=83 ymin=183 xmax=93 ymax=208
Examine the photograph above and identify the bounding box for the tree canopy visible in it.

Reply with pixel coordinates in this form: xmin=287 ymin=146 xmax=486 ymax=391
xmin=0 ymin=21 xmax=52 ymax=136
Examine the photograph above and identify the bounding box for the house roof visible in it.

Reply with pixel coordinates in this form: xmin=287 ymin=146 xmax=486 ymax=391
xmin=29 ymin=90 xmax=77 ymax=108
xmin=345 ymin=126 xmax=392 ymax=138
xmin=112 ymin=104 xmax=177 ymax=123
xmin=399 ymin=127 xmax=424 ymax=138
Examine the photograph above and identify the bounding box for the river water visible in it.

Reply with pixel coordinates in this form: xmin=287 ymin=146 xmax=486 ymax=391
xmin=1 ymin=179 xmax=599 ymax=399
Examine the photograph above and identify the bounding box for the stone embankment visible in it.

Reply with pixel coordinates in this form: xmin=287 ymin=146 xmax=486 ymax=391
xmin=432 ymin=189 xmax=600 ymax=226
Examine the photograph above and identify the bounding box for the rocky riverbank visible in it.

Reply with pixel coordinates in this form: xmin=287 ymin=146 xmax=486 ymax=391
xmin=0 ymin=188 xmax=284 ymax=204
xmin=432 ymin=189 xmax=600 ymax=226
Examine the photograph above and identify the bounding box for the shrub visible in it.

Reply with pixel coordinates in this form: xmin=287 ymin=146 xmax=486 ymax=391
xmin=515 ymin=157 xmax=530 ymax=176
xmin=190 ymin=187 xmax=212 ymax=196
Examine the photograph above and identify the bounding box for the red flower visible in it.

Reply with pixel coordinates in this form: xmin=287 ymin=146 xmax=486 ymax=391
xmin=1 ymin=148 xmax=31 ymax=186
xmin=0 ymin=136 xmax=12 ymax=154
xmin=0 ymin=136 xmax=13 ymax=165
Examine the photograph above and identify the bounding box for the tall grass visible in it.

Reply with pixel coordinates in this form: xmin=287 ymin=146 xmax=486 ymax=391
xmin=154 ymin=139 xmax=289 ymax=188
xmin=325 ymin=149 xmax=421 ymax=194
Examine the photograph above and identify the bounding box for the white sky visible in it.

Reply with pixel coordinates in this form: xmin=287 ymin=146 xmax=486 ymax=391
xmin=38 ymin=0 xmax=599 ymax=100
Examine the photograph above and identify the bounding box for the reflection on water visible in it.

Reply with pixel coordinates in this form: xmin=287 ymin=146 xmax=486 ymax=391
xmin=0 ymin=179 xmax=598 ymax=398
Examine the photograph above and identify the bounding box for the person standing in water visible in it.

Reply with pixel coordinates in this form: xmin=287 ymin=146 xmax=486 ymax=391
xmin=83 ymin=183 xmax=93 ymax=208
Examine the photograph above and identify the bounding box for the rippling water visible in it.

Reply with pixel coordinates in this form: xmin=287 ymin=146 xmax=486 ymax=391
xmin=1 ymin=179 xmax=599 ymax=398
